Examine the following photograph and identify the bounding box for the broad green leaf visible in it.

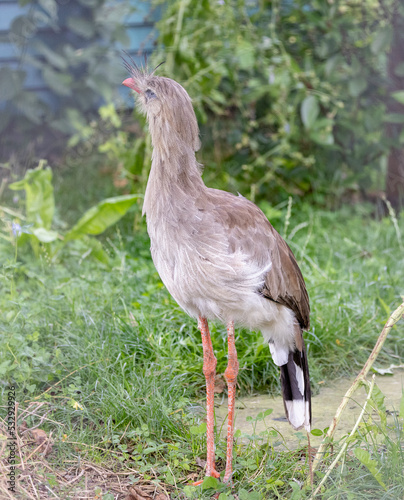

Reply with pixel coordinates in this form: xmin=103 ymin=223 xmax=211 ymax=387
xmin=311 ymin=428 xmax=323 ymax=436
xmin=309 ymin=118 xmax=334 ymax=146
xmin=0 ymin=67 xmax=25 ymax=101
xmin=66 ymin=16 xmax=95 ymax=38
xmin=38 ymin=0 xmax=58 ymax=21
xmin=15 ymin=91 xmax=46 ymax=125
xmin=289 ymin=55 xmax=301 ymax=74
xmin=238 ymin=489 xmax=249 ymax=500
xmin=371 ymin=27 xmax=392 ymax=54
xmin=391 ymin=91 xmax=404 ymax=105
xmin=43 ymin=67 xmax=73 ymax=96
xmin=0 ymin=360 xmax=11 ymax=375
xmin=354 ymin=448 xmax=386 ymax=490
xmin=32 ymin=227 xmax=59 ymax=243
xmin=238 ymin=489 xmax=261 ymax=500
xmin=348 ymin=76 xmax=367 ymax=97
xmin=301 ymin=95 xmax=319 ymax=129
xmin=80 ymin=236 xmax=110 ymax=265
xmin=218 ymin=494 xmax=229 ymax=500
xmin=236 ymin=40 xmax=255 ymax=70
xmin=183 ymin=486 xmax=195 ymax=499
xmin=34 ymin=41 xmax=68 ymax=70
xmin=190 ymin=422 xmax=206 ymax=435
xmin=65 ymin=195 xmax=140 ymax=241
xmin=201 ymin=476 xmax=219 ymax=490
xmin=9 ymin=163 xmax=55 ymax=229
xmin=165 ymin=471 xmax=175 ymax=485
xmin=325 ymin=54 xmax=342 ymax=77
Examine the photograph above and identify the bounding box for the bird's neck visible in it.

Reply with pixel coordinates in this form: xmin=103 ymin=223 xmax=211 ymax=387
xmin=142 ymin=142 xmax=205 ymax=217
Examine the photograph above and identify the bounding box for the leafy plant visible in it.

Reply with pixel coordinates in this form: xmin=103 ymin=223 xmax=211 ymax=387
xmin=4 ymin=161 xmax=140 ymax=262
xmin=0 ymin=0 xmax=135 ymax=158
xmin=136 ymin=0 xmax=404 ymax=205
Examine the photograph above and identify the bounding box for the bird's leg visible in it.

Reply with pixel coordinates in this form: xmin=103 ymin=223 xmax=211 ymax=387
xmin=223 ymin=320 xmax=239 ymax=484
xmin=198 ymin=316 xmax=219 ymax=479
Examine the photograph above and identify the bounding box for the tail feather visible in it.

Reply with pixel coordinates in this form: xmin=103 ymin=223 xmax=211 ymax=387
xmin=279 ymin=336 xmax=311 ymax=431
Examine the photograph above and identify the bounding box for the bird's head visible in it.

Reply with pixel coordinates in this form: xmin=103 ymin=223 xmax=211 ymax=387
xmin=122 ymin=56 xmax=200 ymax=153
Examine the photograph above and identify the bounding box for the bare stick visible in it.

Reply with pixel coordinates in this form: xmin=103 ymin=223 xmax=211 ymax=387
xmin=14 ymin=402 xmax=25 ymax=472
xmin=310 ymin=300 xmax=404 ymax=479
xmin=309 ymin=375 xmax=376 ymax=498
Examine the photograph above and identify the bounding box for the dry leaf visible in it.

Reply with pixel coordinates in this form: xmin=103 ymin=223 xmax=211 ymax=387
xmin=31 ymin=428 xmax=47 ymax=445
xmin=213 ymin=374 xmax=226 ymax=394
xmin=113 ymin=177 xmax=129 ymax=189
xmin=126 ymin=485 xmax=152 ymax=500
xmin=155 ymin=494 xmax=169 ymax=500
xmin=195 ymin=456 xmax=206 ymax=469
xmin=30 ymin=428 xmax=53 ymax=456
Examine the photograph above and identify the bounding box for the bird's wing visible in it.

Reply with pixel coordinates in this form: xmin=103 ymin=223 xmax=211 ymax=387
xmin=201 ymin=189 xmax=310 ymax=329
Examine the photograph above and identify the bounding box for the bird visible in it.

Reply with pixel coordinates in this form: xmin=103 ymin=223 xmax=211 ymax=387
xmin=122 ymin=58 xmax=311 ymax=484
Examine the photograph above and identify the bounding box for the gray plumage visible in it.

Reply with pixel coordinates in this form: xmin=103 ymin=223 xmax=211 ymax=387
xmin=123 ymin=61 xmax=311 ymax=431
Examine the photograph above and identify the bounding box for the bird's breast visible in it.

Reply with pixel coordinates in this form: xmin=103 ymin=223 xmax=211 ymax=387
xmin=146 ymin=213 xmax=272 ymax=322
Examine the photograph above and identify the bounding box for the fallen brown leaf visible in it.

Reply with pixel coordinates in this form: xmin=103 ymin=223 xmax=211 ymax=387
xmin=126 ymin=485 xmax=152 ymax=500
xmin=195 ymin=456 xmax=206 ymax=469
xmin=31 ymin=428 xmax=47 ymax=445
xmin=30 ymin=428 xmax=53 ymax=456
xmin=155 ymin=494 xmax=169 ymax=500
xmin=214 ymin=374 xmax=226 ymax=394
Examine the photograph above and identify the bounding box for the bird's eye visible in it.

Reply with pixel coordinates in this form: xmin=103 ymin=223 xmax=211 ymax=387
xmin=145 ymin=89 xmax=157 ymax=100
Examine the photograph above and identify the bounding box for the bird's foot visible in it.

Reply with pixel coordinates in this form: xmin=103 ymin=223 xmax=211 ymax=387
xmin=223 ymin=473 xmax=233 ymax=486
xmin=192 ymin=468 xmax=220 ymax=486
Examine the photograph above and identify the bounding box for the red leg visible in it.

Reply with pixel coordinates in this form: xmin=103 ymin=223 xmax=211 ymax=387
xmin=198 ymin=316 xmax=219 ymax=479
xmin=224 ymin=320 xmax=239 ymax=484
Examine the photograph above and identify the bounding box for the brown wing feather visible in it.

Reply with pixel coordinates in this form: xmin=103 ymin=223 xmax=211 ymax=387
xmin=204 ymin=189 xmax=310 ymax=329
xmin=260 ymin=226 xmax=310 ymax=329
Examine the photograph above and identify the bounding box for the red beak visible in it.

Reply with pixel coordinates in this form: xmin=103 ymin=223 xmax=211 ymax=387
xmin=122 ymin=78 xmax=140 ymax=93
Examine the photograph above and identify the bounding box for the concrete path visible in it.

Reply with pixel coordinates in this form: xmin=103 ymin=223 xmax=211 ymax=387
xmin=216 ymin=369 xmax=404 ymax=449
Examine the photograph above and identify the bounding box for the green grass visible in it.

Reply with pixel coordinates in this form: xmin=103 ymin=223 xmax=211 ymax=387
xmin=0 ymin=162 xmax=403 ymax=498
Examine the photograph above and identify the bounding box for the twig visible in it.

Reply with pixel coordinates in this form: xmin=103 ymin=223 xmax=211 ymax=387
xmin=309 ymin=301 xmax=404 ymax=480
xmin=28 ymin=474 xmax=39 ymax=500
xmin=20 ymin=411 xmax=57 ymax=435
xmin=14 ymin=403 xmax=25 ymax=472
xmin=44 ymin=484 xmax=59 ymax=498
xmin=16 ymin=483 xmax=36 ymax=500
xmin=24 ymin=441 xmax=46 ymax=463
xmin=309 ymin=375 xmax=376 ymax=498
xmin=0 ymin=485 xmax=15 ymax=499
xmin=64 ymin=469 xmax=85 ymax=486
xmin=119 ymin=421 xmax=131 ymax=442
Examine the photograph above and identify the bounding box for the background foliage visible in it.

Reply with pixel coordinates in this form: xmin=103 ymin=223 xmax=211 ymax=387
xmin=0 ymin=0 xmax=132 ymax=158
xmin=143 ymin=0 xmax=404 ymax=205
xmin=2 ymin=0 xmax=404 ymax=207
